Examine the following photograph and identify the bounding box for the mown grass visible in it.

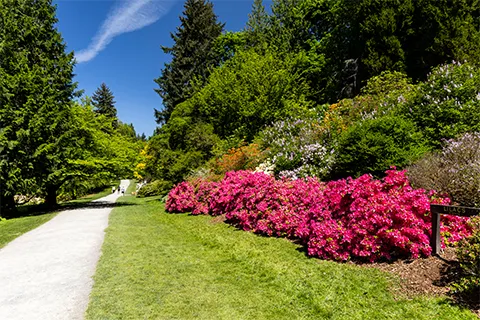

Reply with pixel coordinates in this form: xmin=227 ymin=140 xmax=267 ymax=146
xmin=65 ymin=185 xmax=117 ymax=206
xmin=0 ymin=212 xmax=57 ymax=248
xmin=86 ymin=195 xmax=476 ymax=319
xmin=0 ymin=184 xmax=119 ymax=249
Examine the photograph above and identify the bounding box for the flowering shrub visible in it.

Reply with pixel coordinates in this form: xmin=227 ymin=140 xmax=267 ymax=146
xmin=211 ymin=143 xmax=265 ymax=176
xmin=260 ymin=117 xmax=335 ymax=180
xmin=165 ymin=169 xmax=472 ymax=262
xmin=451 ymin=217 xmax=480 ymax=296
xmin=408 ymin=132 xmax=480 ymax=207
xmin=406 ymin=61 xmax=480 ymax=147
xmin=254 ymin=159 xmax=275 ymax=175
xmin=165 ymin=181 xmax=196 ymax=213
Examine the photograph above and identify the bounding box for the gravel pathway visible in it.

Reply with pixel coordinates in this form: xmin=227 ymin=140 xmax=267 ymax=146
xmin=0 ymin=179 xmax=130 ymax=320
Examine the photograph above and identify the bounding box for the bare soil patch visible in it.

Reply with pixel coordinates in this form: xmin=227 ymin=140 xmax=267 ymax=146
xmin=361 ymin=247 xmax=479 ymax=316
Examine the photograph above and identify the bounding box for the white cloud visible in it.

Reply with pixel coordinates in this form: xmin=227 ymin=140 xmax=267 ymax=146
xmin=75 ymin=0 xmax=173 ymax=63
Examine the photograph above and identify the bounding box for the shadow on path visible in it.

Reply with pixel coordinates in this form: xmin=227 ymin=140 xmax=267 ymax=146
xmin=3 ymin=200 xmax=138 ymax=219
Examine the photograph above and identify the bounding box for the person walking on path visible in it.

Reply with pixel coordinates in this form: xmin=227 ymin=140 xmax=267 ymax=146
xmin=0 ymin=180 xmax=131 ymax=320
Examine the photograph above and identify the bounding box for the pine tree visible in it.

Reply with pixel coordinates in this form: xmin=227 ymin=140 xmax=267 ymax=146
xmin=246 ymin=0 xmax=269 ymax=46
xmin=92 ymin=83 xmax=117 ymax=125
xmin=0 ymin=0 xmax=77 ymax=210
xmin=153 ymin=0 xmax=224 ymax=124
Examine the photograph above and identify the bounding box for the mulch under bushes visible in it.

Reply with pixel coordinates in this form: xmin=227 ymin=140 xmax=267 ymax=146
xmin=362 ymin=247 xmax=479 ymax=316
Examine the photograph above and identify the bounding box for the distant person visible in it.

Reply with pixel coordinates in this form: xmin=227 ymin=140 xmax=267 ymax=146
xmin=121 ymin=186 xmax=125 ymax=196
xmin=112 ymin=186 xmax=115 ymax=194
xmin=117 ymin=186 xmax=120 ymax=194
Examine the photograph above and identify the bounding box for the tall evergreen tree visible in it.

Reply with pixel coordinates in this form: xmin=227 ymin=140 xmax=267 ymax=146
xmin=92 ymin=82 xmax=117 ymax=124
xmin=246 ymin=0 xmax=269 ymax=46
xmin=153 ymin=0 xmax=224 ymax=124
xmin=0 ymin=0 xmax=77 ymax=210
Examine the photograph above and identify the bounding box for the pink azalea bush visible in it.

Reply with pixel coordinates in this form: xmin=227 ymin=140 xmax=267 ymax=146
xmin=165 ymin=181 xmax=196 ymax=213
xmin=165 ymin=169 xmax=472 ymax=262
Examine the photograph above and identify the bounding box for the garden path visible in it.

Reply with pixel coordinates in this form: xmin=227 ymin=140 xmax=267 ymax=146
xmin=0 ymin=179 xmax=130 ymax=320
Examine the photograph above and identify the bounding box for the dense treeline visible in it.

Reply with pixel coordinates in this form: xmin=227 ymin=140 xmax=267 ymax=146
xmin=140 ymin=0 xmax=480 ymax=194
xmin=0 ymin=0 xmax=143 ymax=215
xmin=146 ymin=0 xmax=480 ymax=297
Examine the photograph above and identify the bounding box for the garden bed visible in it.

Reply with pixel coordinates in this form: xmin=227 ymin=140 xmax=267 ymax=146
xmin=365 ymin=247 xmax=479 ymax=316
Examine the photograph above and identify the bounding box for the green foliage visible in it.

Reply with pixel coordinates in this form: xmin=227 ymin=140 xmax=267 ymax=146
xmin=185 ymin=49 xmax=313 ymax=141
xmin=141 ymin=132 xmax=210 ymax=184
xmin=53 ymin=101 xmax=142 ymax=201
xmin=407 ymin=133 xmax=480 ymax=207
xmin=451 ymin=216 xmax=480 ymax=298
xmin=305 ymin=0 xmax=480 ymax=100
xmin=245 ymin=0 xmax=269 ymax=47
xmin=154 ymin=0 xmax=224 ymax=124
xmin=136 ymin=180 xmax=173 ymax=198
xmin=0 ymin=0 xmax=77 ymax=207
xmin=92 ymin=82 xmax=117 ymax=128
xmin=332 ymin=116 xmax=430 ymax=179
xmin=117 ymin=121 xmax=138 ymax=141
xmin=210 ymin=31 xmax=247 ymax=65
xmin=406 ymin=62 xmax=480 ymax=148
xmin=260 ymin=116 xmax=334 ymax=180
xmin=147 ymin=0 xmax=480 ymax=186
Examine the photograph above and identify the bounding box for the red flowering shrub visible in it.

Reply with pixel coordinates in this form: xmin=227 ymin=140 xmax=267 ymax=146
xmin=165 ymin=169 xmax=472 ymax=262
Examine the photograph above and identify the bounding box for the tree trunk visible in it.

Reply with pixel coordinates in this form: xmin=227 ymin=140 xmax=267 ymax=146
xmin=1 ymin=194 xmax=17 ymax=218
xmin=45 ymin=186 xmax=58 ymax=208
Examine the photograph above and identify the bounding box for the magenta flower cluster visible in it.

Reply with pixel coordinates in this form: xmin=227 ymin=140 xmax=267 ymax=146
xmin=165 ymin=169 xmax=472 ymax=262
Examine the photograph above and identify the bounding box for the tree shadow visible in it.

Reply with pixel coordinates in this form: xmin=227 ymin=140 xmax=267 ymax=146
xmin=2 ymin=201 xmax=138 ymax=219
xmin=434 ymin=258 xmax=480 ymax=312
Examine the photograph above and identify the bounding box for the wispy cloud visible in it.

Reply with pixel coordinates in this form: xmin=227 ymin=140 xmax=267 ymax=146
xmin=76 ymin=0 xmax=173 ymax=63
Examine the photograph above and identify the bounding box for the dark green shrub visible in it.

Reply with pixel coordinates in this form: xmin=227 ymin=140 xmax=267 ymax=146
xmin=407 ymin=132 xmax=480 ymax=207
xmin=451 ymin=216 xmax=480 ymax=300
xmin=332 ymin=116 xmax=430 ymax=179
xmin=137 ymin=180 xmax=173 ymax=198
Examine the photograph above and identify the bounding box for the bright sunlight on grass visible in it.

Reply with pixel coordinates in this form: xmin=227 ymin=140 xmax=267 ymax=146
xmin=86 ymin=196 xmax=476 ymax=319
xmin=0 ymin=184 xmax=119 ymax=249
xmin=0 ymin=213 xmax=57 ymax=248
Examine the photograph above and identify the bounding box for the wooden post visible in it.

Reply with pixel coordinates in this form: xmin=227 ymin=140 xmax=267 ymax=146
xmin=430 ymin=211 xmax=441 ymax=256
xmin=430 ymin=204 xmax=480 ymax=256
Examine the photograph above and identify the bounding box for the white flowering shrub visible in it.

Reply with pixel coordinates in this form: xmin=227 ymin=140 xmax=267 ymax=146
xmin=260 ymin=118 xmax=335 ymax=180
xmin=407 ymin=61 xmax=480 ymax=147
xmin=254 ymin=160 xmax=275 ymax=176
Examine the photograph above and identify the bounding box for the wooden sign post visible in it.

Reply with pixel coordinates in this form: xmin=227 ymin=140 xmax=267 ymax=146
xmin=429 ymin=204 xmax=480 ymax=255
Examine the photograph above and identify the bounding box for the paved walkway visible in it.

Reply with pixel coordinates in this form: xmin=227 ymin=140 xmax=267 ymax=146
xmin=0 ymin=180 xmax=130 ymax=320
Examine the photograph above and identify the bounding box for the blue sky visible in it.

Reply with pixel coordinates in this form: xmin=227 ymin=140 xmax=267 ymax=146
xmin=54 ymin=0 xmax=267 ymax=137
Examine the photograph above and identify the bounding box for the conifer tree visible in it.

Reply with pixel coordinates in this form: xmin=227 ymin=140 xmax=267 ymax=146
xmin=0 ymin=0 xmax=77 ymax=210
xmin=92 ymin=82 xmax=118 ymax=127
xmin=153 ymin=0 xmax=224 ymax=124
xmin=246 ymin=0 xmax=269 ymax=46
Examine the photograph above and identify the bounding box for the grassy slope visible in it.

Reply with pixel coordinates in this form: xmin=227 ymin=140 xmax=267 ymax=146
xmin=0 ymin=185 xmax=117 ymax=249
xmin=86 ymin=196 xmax=476 ymax=320
xmin=64 ymin=185 xmax=117 ymax=206
xmin=0 ymin=213 xmax=57 ymax=248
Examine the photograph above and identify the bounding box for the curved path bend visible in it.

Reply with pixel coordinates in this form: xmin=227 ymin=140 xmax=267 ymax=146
xmin=0 ymin=179 xmax=130 ymax=320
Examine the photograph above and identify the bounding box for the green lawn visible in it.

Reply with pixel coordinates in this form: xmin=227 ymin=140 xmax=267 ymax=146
xmin=0 ymin=183 xmax=119 ymax=248
xmin=64 ymin=185 xmax=117 ymax=206
xmin=0 ymin=213 xmax=57 ymax=248
xmin=86 ymin=196 xmax=476 ymax=319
